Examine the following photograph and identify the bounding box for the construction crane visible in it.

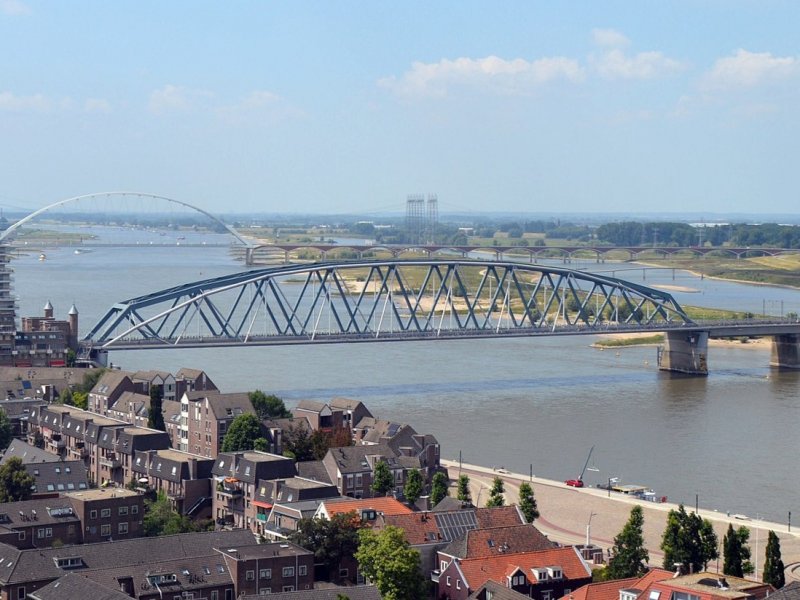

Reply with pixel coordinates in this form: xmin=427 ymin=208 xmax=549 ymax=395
xmin=565 ymin=446 xmax=597 ymax=488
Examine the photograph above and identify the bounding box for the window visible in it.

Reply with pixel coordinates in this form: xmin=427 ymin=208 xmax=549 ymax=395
xmin=90 ymin=510 xmax=97 ymax=519
xmin=282 ymin=587 xmax=294 ymax=593
xmin=101 ymin=508 xmax=111 ymax=518
xmin=346 ymin=475 xmax=353 ymax=489
xmin=17 ymin=531 xmax=24 ymax=541
xmin=246 ymin=570 xmax=255 ymax=581
xmin=119 ymin=506 xmax=128 ymax=515
xmin=37 ymin=528 xmax=46 ymax=539
xmin=17 ymin=586 xmax=25 ymax=600
xmin=542 ymin=591 xmax=552 ymax=600
xmin=441 ymin=561 xmax=447 ymax=571
xmin=339 ymin=568 xmax=348 ymax=578
xmin=118 ymin=522 xmax=128 ymax=534
xmin=456 ymin=581 xmax=461 ymax=590
xmin=260 ymin=568 xmax=272 ymax=579
xmin=446 ymin=576 xmax=451 ymax=586
xmin=298 ymin=565 xmax=307 ymax=576
xmin=211 ymin=592 xmax=218 ymax=600
xmin=355 ymin=473 xmax=362 ymax=487
xmin=282 ymin=567 xmax=294 ymax=577
xmin=101 ymin=524 xmax=111 ymax=536
xmin=131 ymin=505 xmax=139 ymax=514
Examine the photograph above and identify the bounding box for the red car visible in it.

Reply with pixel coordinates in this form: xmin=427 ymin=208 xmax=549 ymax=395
xmin=565 ymin=479 xmax=584 ymax=488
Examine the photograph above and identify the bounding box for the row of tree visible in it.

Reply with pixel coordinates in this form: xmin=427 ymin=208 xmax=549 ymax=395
xmin=596 ymin=221 xmax=800 ymax=248
xmin=604 ymin=504 xmax=785 ymax=589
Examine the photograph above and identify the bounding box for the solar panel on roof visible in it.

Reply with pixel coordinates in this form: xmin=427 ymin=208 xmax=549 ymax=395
xmin=22 ymin=381 xmax=32 ymax=390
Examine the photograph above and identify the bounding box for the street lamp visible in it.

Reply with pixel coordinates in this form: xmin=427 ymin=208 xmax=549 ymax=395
xmin=586 ymin=512 xmax=597 ymax=547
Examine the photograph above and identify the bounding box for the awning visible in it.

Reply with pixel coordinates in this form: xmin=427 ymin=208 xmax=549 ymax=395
xmin=253 ymin=500 xmax=273 ymax=510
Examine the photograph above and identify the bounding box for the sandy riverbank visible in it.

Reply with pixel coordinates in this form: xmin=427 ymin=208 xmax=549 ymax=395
xmin=592 ymin=331 xmax=772 ymax=350
xmin=443 ymin=459 xmax=800 ymax=578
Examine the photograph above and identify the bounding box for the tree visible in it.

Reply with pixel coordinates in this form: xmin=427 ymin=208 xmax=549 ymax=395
xmin=72 ymin=391 xmax=88 ymax=411
xmin=221 ymin=414 xmax=264 ymax=452
xmin=0 ymin=410 xmax=12 ymax=452
xmin=147 ymin=385 xmax=165 ymax=431
xmin=518 ymin=482 xmax=540 ymax=523
xmin=763 ymin=530 xmax=785 ymax=588
xmin=430 ymin=472 xmax=448 ymax=506
xmin=283 ymin=420 xmax=313 ymax=461
xmin=607 ymin=505 xmax=649 ymax=579
xmin=723 ymin=524 xmax=753 ymax=577
xmin=58 ymin=387 xmax=74 ymax=406
xmin=661 ymin=505 xmax=718 ymax=574
xmin=355 ymin=526 xmax=426 ymax=600
xmin=78 ymin=368 xmax=107 ymax=393
xmin=143 ymin=491 xmax=196 ymax=536
xmin=290 ymin=511 xmax=361 ymax=581
xmin=456 ymin=474 xmax=472 ymax=504
xmin=249 ymin=390 xmax=291 ymax=419
xmin=403 ymin=469 xmax=423 ymax=505
xmin=253 ymin=437 xmax=269 ymax=452
xmin=371 ymin=460 xmax=394 ymax=496
xmin=0 ymin=457 xmax=35 ymax=502
xmin=485 ymin=477 xmax=505 ymax=508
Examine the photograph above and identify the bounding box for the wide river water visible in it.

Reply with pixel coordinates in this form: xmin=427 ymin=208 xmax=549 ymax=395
xmin=11 ymin=226 xmax=800 ymax=522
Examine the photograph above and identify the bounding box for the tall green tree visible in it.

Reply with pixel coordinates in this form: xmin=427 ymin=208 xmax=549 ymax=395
xmin=371 ymin=460 xmax=394 ymax=496
xmin=763 ymin=530 xmax=785 ymax=589
xmin=0 ymin=410 xmax=12 ymax=452
xmin=0 ymin=457 xmax=35 ymax=502
xmin=456 ymin=474 xmax=472 ymax=504
xmin=430 ymin=472 xmax=448 ymax=506
xmin=723 ymin=524 xmax=753 ymax=577
xmin=661 ymin=505 xmax=718 ymax=573
xmin=607 ymin=505 xmax=649 ymax=579
xmin=79 ymin=368 xmax=107 ymax=393
xmin=147 ymin=385 xmax=165 ymax=431
xmin=290 ymin=511 xmax=361 ymax=582
xmin=143 ymin=491 xmax=197 ymax=536
xmin=485 ymin=476 xmax=505 ymax=508
xmin=403 ymin=469 xmax=423 ymax=505
xmin=249 ymin=390 xmax=291 ymax=419
xmin=72 ymin=391 xmax=88 ymax=410
xmin=221 ymin=413 xmax=264 ymax=452
xmin=355 ymin=526 xmax=426 ymax=600
xmin=282 ymin=420 xmax=313 ymax=461
xmin=518 ymin=482 xmax=539 ymax=523
xmin=58 ymin=387 xmax=74 ymax=406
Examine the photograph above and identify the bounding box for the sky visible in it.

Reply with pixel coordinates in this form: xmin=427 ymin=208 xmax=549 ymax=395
xmin=1 ymin=1 xmax=799 ymax=216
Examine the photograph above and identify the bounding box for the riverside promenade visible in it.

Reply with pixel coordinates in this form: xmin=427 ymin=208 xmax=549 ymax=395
xmin=442 ymin=459 xmax=800 ymax=582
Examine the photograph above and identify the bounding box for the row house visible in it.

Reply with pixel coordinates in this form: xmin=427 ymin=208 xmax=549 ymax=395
xmin=216 ymin=543 xmax=314 ymax=595
xmin=93 ymin=424 xmax=171 ymax=487
xmin=292 ymin=400 xmax=348 ymax=434
xmin=106 ymin=390 xmax=150 ymax=428
xmin=0 ymin=528 xmax=256 ymax=600
xmin=251 ymin=477 xmax=339 ymax=537
xmin=558 ymin=569 xmax=674 ymax=600
xmin=632 ymin=571 xmax=774 ymax=600
xmin=131 ymin=369 xmax=176 ymax=400
xmin=262 ymin=499 xmax=327 ymax=541
xmin=211 ymin=451 xmax=297 ymax=531
xmin=0 ymin=398 xmax=42 ymax=438
xmin=179 ymin=391 xmax=255 ymax=457
xmin=88 ymin=370 xmax=135 ymax=414
xmin=436 ymin=546 xmax=593 ymax=600
xmin=132 ymin=448 xmax=215 ymax=518
xmin=0 ymin=488 xmax=144 ymax=549
xmin=321 ymin=444 xmax=420 ymax=499
xmin=356 ymin=417 xmax=441 ymax=482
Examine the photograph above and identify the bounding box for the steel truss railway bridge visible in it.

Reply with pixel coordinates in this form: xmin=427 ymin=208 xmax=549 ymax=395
xmin=80 ymin=259 xmax=800 ymax=375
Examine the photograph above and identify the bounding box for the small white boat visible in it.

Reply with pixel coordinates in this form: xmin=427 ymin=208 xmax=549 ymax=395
xmin=38 ymin=253 xmax=46 ymax=261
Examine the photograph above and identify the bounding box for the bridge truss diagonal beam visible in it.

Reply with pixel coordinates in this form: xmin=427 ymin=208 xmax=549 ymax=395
xmin=84 ymin=259 xmax=694 ymax=349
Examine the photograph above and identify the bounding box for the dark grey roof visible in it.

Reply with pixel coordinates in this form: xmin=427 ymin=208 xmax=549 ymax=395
xmin=1 ymin=439 xmax=59 ymax=464
xmin=0 ymin=398 xmax=43 ymax=419
xmin=30 ymin=572 xmax=132 ymax=600
xmin=468 ymin=580 xmax=531 ymax=600
xmin=432 ymin=496 xmax=472 ymax=512
xmin=296 ymin=460 xmax=332 ymax=484
xmin=766 ymin=581 xmax=800 ymax=600
xmin=242 ymin=585 xmax=383 ymax=600
xmin=28 ymin=460 xmax=89 ymax=494
xmin=187 ymin=391 xmax=254 ymax=420
xmin=132 ymin=449 xmax=214 ymax=482
xmin=212 ymin=451 xmax=296 ymax=484
xmin=294 ymin=399 xmax=329 ymax=413
xmin=0 ymin=497 xmax=79 ymax=528
xmin=325 ymin=444 xmax=394 ymax=474
xmin=90 ymin=370 xmax=133 ymax=397
xmin=0 ymin=529 xmax=255 ymax=585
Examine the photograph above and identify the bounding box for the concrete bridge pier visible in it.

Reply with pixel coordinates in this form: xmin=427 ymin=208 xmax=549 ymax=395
xmin=245 ymin=247 xmax=254 ymax=266
xmin=770 ymin=334 xmax=800 ymax=369
xmin=658 ymin=331 xmax=709 ymax=375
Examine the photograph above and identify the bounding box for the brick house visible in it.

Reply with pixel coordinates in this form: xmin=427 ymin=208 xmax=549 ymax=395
xmin=211 ymin=451 xmax=297 ymax=531
xmin=132 ymin=448 xmax=215 ymax=518
xmin=178 ymin=391 xmax=255 ymax=456
xmin=1 ymin=440 xmax=89 ymax=496
xmin=93 ymin=425 xmax=171 ymax=487
xmin=216 ymin=542 xmax=314 ymax=595
xmin=435 ymin=546 xmax=592 ymax=600
xmin=633 ymin=572 xmax=774 ymax=600
xmin=322 ymin=444 xmax=420 ymax=499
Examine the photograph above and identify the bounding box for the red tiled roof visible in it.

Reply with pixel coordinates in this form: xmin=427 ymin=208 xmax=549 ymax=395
xmin=558 ymin=568 xmax=672 ymax=600
xmin=463 ymin=524 xmax=555 ymax=558
xmin=458 ymin=546 xmax=592 ymax=592
xmin=475 ymin=505 xmax=525 ymax=528
xmin=322 ymin=497 xmax=412 ymax=518
xmin=381 ymin=513 xmax=441 ymax=545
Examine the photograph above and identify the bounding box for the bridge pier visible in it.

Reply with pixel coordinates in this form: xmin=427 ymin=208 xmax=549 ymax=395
xmin=770 ymin=334 xmax=800 ymax=369
xmin=658 ymin=331 xmax=709 ymax=376
xmin=245 ymin=247 xmax=254 ymax=266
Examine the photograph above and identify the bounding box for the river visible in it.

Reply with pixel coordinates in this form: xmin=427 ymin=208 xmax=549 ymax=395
xmin=11 ymin=226 xmax=800 ymax=523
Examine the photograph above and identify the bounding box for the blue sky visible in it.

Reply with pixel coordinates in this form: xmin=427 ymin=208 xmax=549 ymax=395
xmin=1 ymin=1 xmax=799 ymax=216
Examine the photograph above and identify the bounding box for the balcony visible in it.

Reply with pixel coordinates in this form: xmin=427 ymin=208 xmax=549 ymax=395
xmin=99 ymin=453 xmax=121 ymax=469
xmin=256 ymin=513 xmax=267 ymax=522
xmin=217 ymin=478 xmax=243 ymax=497
xmin=431 ymin=570 xmax=440 ymax=584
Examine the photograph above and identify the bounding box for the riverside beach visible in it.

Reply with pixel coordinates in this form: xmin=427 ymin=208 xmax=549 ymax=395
xmin=443 ymin=459 xmax=800 ymax=581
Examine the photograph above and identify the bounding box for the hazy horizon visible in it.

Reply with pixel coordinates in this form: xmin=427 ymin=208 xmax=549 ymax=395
xmin=2 ymin=3 xmax=799 ymax=216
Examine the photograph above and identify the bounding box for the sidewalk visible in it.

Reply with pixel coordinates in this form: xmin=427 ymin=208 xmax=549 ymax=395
xmin=443 ymin=459 xmax=800 ymax=579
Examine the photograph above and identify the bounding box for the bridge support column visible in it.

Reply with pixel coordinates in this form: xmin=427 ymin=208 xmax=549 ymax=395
xmin=245 ymin=247 xmax=254 ymax=266
xmin=770 ymin=334 xmax=800 ymax=369
xmin=658 ymin=331 xmax=709 ymax=375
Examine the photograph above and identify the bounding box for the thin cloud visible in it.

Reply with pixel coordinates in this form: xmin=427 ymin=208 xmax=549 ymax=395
xmin=148 ymin=84 xmax=213 ymax=115
xmin=0 ymin=0 xmax=31 ymax=15
xmin=379 ymin=55 xmax=585 ymax=97
xmin=704 ymin=49 xmax=798 ymax=89
xmin=592 ymin=28 xmax=630 ymax=49
xmin=0 ymin=91 xmax=50 ymax=111
xmin=593 ymin=48 xmax=684 ymax=80
xmin=216 ymin=90 xmax=304 ymax=125
xmin=84 ymin=98 xmax=112 ymax=114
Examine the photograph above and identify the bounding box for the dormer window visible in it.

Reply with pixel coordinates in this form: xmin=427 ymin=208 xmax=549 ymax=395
xmin=532 ymin=568 xmax=548 ymax=581
xmin=547 ymin=566 xmax=562 ymax=580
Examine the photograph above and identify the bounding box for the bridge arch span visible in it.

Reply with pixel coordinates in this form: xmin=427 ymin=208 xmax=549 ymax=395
xmin=0 ymin=191 xmax=251 ymax=246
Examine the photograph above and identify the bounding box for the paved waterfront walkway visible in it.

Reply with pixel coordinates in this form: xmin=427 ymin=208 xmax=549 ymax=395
xmin=442 ymin=460 xmax=800 ymax=581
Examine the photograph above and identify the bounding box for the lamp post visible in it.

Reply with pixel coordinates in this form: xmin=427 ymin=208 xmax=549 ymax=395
xmin=586 ymin=512 xmax=597 ymax=547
